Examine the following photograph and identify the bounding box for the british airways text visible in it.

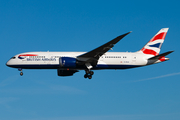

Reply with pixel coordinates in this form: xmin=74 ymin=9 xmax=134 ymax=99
xmin=27 ymin=58 xmax=56 ymax=61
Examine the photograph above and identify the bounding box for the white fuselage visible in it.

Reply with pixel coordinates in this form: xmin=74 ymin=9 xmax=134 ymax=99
xmin=6 ymin=51 xmax=149 ymax=70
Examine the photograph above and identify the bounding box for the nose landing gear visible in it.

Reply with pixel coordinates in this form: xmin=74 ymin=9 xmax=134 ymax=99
xmin=20 ymin=72 xmax=23 ymax=76
xmin=18 ymin=68 xmax=23 ymax=76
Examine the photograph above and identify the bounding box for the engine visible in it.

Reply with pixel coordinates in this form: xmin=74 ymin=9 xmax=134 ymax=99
xmin=59 ymin=57 xmax=77 ymax=68
xmin=57 ymin=69 xmax=78 ymax=76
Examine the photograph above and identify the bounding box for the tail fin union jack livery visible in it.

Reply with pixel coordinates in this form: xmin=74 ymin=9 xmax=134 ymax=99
xmin=6 ymin=28 xmax=173 ymax=79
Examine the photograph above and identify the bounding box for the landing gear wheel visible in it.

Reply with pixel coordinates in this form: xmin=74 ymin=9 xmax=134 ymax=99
xmin=85 ymin=70 xmax=94 ymax=75
xmin=85 ymin=70 xmax=89 ymax=74
xmin=20 ymin=72 xmax=23 ymax=76
xmin=88 ymin=75 xmax=92 ymax=79
xmin=84 ymin=74 xmax=88 ymax=78
xmin=84 ymin=70 xmax=94 ymax=79
xmin=90 ymin=71 xmax=94 ymax=75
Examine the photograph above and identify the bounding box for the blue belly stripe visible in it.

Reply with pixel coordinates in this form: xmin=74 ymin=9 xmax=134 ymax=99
xmin=8 ymin=64 xmax=141 ymax=70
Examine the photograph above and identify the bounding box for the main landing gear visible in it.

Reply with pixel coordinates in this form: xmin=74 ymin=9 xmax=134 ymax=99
xmin=18 ymin=68 xmax=23 ymax=76
xmin=84 ymin=70 xmax=94 ymax=79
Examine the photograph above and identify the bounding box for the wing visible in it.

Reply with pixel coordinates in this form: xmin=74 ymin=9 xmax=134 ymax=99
xmin=77 ymin=32 xmax=131 ymax=67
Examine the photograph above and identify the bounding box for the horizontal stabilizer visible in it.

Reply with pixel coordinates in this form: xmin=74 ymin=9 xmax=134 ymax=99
xmin=148 ymin=51 xmax=174 ymax=60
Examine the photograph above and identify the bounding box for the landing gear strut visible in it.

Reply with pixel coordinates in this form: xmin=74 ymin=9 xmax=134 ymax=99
xmin=18 ymin=68 xmax=23 ymax=76
xmin=84 ymin=70 xmax=94 ymax=79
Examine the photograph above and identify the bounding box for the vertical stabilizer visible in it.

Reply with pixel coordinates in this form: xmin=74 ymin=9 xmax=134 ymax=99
xmin=138 ymin=28 xmax=169 ymax=56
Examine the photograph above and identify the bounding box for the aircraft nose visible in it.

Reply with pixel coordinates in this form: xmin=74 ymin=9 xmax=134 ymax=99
xmin=6 ymin=56 xmax=17 ymax=67
xmin=6 ymin=60 xmax=10 ymax=67
xmin=6 ymin=59 xmax=14 ymax=67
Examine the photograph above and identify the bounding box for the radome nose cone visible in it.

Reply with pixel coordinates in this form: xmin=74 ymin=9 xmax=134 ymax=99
xmin=6 ymin=61 xmax=10 ymax=67
xmin=6 ymin=60 xmax=12 ymax=67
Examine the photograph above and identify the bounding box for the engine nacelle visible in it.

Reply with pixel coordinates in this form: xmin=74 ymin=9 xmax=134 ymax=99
xmin=59 ymin=57 xmax=77 ymax=68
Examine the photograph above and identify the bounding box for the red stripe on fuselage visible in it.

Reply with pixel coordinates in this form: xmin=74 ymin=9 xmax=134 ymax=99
xmin=18 ymin=54 xmax=38 ymax=57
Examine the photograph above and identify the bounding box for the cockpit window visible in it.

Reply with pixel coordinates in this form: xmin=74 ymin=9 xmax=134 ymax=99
xmin=11 ymin=57 xmax=16 ymax=59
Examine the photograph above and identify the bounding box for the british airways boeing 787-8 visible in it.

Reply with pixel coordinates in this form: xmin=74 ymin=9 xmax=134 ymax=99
xmin=6 ymin=28 xmax=173 ymax=79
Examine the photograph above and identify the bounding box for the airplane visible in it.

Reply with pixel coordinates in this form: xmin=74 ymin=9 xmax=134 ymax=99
xmin=6 ymin=28 xmax=173 ymax=79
